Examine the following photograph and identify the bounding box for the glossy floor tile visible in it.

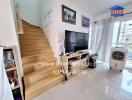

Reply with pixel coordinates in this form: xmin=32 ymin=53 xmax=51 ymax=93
xmin=34 ymin=63 xmax=132 ymax=100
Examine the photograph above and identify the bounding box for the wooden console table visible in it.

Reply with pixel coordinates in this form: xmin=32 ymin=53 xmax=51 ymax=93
xmin=62 ymin=51 xmax=89 ymax=79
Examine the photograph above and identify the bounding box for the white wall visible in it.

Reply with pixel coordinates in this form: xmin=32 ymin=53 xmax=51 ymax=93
xmin=16 ymin=0 xmax=42 ymax=26
xmin=95 ymin=3 xmax=132 ymax=21
xmin=56 ymin=0 xmax=92 ymax=40
xmin=41 ymin=0 xmax=93 ymax=62
xmin=56 ymin=0 xmax=93 ymax=61
xmin=0 ymin=0 xmax=23 ymax=76
xmin=40 ymin=0 xmax=58 ymax=60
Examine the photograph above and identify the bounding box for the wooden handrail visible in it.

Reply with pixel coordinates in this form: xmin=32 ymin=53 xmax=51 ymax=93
xmin=16 ymin=4 xmax=24 ymax=34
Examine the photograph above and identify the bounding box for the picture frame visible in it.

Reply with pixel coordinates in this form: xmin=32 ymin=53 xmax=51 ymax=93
xmin=82 ymin=16 xmax=90 ymax=28
xmin=62 ymin=5 xmax=76 ymax=25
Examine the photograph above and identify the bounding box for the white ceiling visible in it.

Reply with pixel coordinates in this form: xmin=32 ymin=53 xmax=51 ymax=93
xmin=71 ymin=0 xmax=132 ymax=16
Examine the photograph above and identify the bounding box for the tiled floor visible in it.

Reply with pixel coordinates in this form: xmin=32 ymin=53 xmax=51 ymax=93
xmin=34 ymin=63 xmax=132 ymax=100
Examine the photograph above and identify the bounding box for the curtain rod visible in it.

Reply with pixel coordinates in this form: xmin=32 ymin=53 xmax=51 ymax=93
xmin=94 ymin=11 xmax=132 ymax=23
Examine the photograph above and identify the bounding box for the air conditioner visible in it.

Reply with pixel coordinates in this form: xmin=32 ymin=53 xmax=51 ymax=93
xmin=109 ymin=47 xmax=128 ymax=72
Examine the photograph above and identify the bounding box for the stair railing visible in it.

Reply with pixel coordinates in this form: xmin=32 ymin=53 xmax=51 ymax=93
xmin=15 ymin=3 xmax=24 ymax=34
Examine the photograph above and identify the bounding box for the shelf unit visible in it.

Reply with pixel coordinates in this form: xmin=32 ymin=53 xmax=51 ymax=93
xmin=3 ymin=46 xmax=23 ymax=100
xmin=6 ymin=67 xmax=17 ymax=72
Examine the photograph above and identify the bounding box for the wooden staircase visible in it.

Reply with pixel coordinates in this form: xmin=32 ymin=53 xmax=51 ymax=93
xmin=19 ymin=21 xmax=64 ymax=100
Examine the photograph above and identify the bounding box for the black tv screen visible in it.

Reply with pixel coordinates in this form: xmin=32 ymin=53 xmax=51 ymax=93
xmin=65 ymin=30 xmax=89 ymax=53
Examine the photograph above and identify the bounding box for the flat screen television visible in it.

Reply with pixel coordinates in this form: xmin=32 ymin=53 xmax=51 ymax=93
xmin=65 ymin=30 xmax=89 ymax=53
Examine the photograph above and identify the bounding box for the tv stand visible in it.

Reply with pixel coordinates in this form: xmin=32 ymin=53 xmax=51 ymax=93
xmin=62 ymin=51 xmax=89 ymax=79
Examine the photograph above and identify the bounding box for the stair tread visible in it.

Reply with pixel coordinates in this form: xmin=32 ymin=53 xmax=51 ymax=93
xmin=22 ymin=51 xmax=53 ymax=54
xmin=20 ymin=39 xmax=47 ymax=41
xmin=21 ymin=45 xmax=49 ymax=48
xmin=22 ymin=54 xmax=54 ymax=61
xmin=22 ymin=36 xmax=44 ymax=38
xmin=22 ymin=53 xmax=54 ymax=59
xmin=20 ymin=34 xmax=44 ymax=37
xmin=22 ymin=52 xmax=54 ymax=58
xmin=20 ymin=36 xmax=44 ymax=38
xmin=25 ymin=75 xmax=64 ymax=93
xmin=20 ymin=41 xmax=48 ymax=44
xmin=25 ymin=66 xmax=60 ymax=78
xmin=20 ymin=46 xmax=50 ymax=50
xmin=21 ymin=51 xmax=52 ymax=55
xmin=23 ymin=59 xmax=56 ymax=67
xmin=24 ymin=66 xmax=61 ymax=87
xmin=21 ymin=47 xmax=52 ymax=51
xmin=21 ymin=52 xmax=53 ymax=57
xmin=22 ymin=54 xmax=54 ymax=65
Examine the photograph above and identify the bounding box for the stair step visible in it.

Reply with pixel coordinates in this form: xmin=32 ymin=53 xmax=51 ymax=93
xmin=20 ymin=47 xmax=50 ymax=51
xmin=19 ymin=33 xmax=45 ymax=37
xmin=20 ymin=45 xmax=50 ymax=49
xmin=20 ymin=45 xmax=49 ymax=50
xmin=20 ymin=37 xmax=46 ymax=41
xmin=21 ymin=52 xmax=53 ymax=57
xmin=20 ymin=43 xmax=49 ymax=46
xmin=23 ymin=59 xmax=56 ymax=74
xmin=24 ymin=27 xmax=43 ymax=33
xmin=20 ymin=42 xmax=49 ymax=46
xmin=24 ymin=66 xmax=61 ymax=87
xmin=22 ymin=51 xmax=53 ymax=56
xmin=23 ymin=26 xmax=43 ymax=32
xmin=23 ymin=25 xmax=41 ymax=29
xmin=23 ymin=58 xmax=56 ymax=67
xmin=20 ymin=34 xmax=44 ymax=37
xmin=22 ymin=32 xmax=44 ymax=35
xmin=20 ymin=39 xmax=48 ymax=43
xmin=22 ymin=22 xmax=39 ymax=27
xmin=23 ymin=31 xmax=43 ymax=35
xmin=19 ymin=36 xmax=47 ymax=40
xmin=21 ymin=47 xmax=52 ymax=52
xmin=23 ymin=23 xmax=41 ymax=29
xmin=25 ymin=75 xmax=64 ymax=100
xmin=21 ymin=49 xmax=52 ymax=56
xmin=23 ymin=25 xmax=40 ymax=29
xmin=22 ymin=53 xmax=54 ymax=64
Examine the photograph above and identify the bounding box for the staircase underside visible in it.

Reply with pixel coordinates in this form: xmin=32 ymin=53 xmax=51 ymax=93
xmin=19 ymin=21 xmax=64 ymax=100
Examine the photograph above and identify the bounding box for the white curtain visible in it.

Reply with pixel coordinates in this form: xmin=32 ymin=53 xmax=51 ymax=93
xmin=90 ymin=21 xmax=103 ymax=52
xmin=91 ymin=18 xmax=115 ymax=63
xmin=0 ymin=47 xmax=14 ymax=100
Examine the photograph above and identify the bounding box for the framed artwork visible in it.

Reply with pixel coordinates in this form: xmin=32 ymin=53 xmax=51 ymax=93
xmin=82 ymin=16 xmax=90 ymax=28
xmin=62 ymin=5 xmax=76 ymax=25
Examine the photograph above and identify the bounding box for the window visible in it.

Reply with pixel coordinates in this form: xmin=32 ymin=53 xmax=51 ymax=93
xmin=119 ymin=20 xmax=132 ymax=44
xmin=112 ymin=20 xmax=132 ymax=60
xmin=112 ymin=22 xmax=120 ymax=47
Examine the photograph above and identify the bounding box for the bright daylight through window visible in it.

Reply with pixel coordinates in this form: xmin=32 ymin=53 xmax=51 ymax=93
xmin=112 ymin=20 xmax=132 ymax=65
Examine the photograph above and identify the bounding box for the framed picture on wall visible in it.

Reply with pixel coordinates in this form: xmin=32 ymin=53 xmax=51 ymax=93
xmin=62 ymin=5 xmax=76 ymax=25
xmin=82 ymin=16 xmax=90 ymax=28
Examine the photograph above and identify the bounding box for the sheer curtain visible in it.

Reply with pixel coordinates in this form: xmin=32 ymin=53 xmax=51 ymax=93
xmin=91 ymin=18 xmax=115 ymax=63
xmin=90 ymin=21 xmax=103 ymax=52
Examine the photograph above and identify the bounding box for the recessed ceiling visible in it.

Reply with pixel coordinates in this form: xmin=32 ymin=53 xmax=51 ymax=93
xmin=71 ymin=0 xmax=132 ymax=16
